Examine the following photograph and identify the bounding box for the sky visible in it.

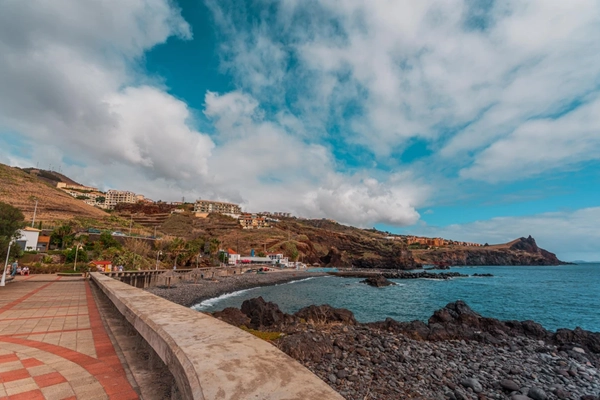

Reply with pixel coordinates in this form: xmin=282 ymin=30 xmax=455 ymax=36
xmin=0 ymin=0 xmax=599 ymax=261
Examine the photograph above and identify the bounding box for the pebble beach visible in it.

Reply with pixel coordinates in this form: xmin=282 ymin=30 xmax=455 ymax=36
xmin=146 ymin=270 xmax=327 ymax=308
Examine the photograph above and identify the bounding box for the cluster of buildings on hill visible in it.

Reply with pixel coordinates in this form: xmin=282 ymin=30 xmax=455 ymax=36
xmin=58 ymin=182 xmax=292 ymax=230
xmin=405 ymin=236 xmax=481 ymax=247
xmin=56 ymin=183 xmax=153 ymax=210
xmin=192 ymin=200 xmax=292 ymax=229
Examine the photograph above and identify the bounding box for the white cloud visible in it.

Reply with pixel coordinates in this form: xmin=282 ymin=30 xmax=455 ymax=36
xmin=207 ymin=0 xmax=600 ymax=180
xmin=0 ymin=0 xmax=212 ymax=187
xmin=3 ymin=0 xmax=599 ymax=231
xmin=407 ymin=207 xmax=600 ymax=261
xmin=461 ymin=97 xmax=600 ymax=181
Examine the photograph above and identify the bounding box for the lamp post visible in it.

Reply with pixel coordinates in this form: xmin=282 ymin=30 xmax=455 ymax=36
xmin=73 ymin=244 xmax=83 ymax=271
xmin=196 ymin=254 xmax=201 ymax=269
xmin=1 ymin=241 xmax=14 ymax=287
xmin=155 ymin=251 xmax=162 ymax=270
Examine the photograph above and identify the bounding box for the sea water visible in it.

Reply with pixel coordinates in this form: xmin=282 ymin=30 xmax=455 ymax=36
xmin=195 ymin=264 xmax=600 ymax=332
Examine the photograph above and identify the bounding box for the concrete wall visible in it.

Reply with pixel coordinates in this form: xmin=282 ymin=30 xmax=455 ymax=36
xmin=90 ymin=272 xmax=343 ymax=400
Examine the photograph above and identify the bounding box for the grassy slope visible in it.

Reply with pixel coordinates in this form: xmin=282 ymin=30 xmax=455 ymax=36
xmin=0 ymin=163 xmax=107 ymax=222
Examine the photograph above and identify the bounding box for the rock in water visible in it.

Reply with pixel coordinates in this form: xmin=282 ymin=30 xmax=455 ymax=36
xmin=460 ymin=377 xmax=483 ymax=393
xmin=360 ymin=275 xmax=396 ymax=287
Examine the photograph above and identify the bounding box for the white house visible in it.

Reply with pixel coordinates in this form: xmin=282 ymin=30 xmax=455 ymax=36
xmin=227 ymin=249 xmax=241 ymax=265
xmin=16 ymin=227 xmax=41 ymax=251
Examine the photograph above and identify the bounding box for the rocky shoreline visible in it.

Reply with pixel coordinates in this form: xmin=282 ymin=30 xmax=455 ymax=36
xmin=212 ymin=298 xmax=600 ymax=400
xmin=148 ymin=272 xmax=599 ymax=400
xmin=146 ymin=270 xmax=327 ymax=307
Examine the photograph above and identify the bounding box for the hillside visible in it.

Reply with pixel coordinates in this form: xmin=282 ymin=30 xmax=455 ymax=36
xmin=156 ymin=213 xmax=420 ymax=269
xmin=412 ymin=236 xmax=565 ymax=266
xmin=0 ymin=163 xmax=107 ymax=222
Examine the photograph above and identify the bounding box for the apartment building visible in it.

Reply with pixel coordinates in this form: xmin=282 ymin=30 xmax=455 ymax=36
xmin=194 ymin=199 xmax=241 ymax=217
xmin=239 ymin=213 xmax=270 ymax=229
xmin=105 ymin=189 xmax=137 ymax=210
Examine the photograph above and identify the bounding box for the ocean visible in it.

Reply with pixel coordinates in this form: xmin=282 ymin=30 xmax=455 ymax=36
xmin=195 ymin=264 xmax=600 ymax=333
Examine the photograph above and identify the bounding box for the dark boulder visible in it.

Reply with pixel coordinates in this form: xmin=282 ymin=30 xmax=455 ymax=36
xmin=361 ymin=275 xmax=396 ymax=287
xmin=553 ymin=327 xmax=600 ymax=354
xmin=277 ymin=331 xmax=333 ymax=362
xmin=212 ymin=307 xmax=251 ymax=327
xmin=240 ymin=297 xmax=288 ymax=329
xmin=295 ymin=304 xmax=357 ymax=325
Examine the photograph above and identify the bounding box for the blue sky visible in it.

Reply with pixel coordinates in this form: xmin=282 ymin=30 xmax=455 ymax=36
xmin=0 ymin=0 xmax=599 ymax=260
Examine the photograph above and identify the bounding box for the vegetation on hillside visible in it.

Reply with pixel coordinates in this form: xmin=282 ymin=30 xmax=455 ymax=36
xmin=0 ymin=202 xmax=25 ymax=262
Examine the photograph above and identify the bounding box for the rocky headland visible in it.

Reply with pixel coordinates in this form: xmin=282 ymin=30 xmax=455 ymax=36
xmin=212 ymin=298 xmax=600 ymax=400
xmin=414 ymin=236 xmax=567 ymax=267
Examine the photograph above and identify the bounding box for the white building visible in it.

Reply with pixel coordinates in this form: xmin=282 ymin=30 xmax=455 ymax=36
xmin=105 ymin=189 xmax=137 ymax=209
xmin=227 ymin=249 xmax=241 ymax=265
xmin=194 ymin=200 xmax=241 ymax=218
xmin=16 ymin=227 xmax=41 ymax=251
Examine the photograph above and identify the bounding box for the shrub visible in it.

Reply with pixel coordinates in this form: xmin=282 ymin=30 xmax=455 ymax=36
xmin=239 ymin=326 xmax=284 ymax=341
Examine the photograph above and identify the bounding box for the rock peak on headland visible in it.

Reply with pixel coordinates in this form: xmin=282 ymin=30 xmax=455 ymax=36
xmin=413 ymin=235 xmax=566 ymax=266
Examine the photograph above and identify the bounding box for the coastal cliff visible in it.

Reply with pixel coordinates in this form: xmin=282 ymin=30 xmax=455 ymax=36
xmin=413 ymin=236 xmax=565 ymax=266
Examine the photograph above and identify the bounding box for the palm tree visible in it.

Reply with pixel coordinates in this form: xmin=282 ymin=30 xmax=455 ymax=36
xmin=169 ymin=238 xmax=186 ymax=268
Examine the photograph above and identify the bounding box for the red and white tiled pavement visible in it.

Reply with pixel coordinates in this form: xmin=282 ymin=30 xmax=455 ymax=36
xmin=0 ymin=275 xmax=139 ymax=399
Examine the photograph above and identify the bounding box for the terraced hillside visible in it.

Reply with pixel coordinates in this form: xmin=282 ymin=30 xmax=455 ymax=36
xmin=0 ymin=163 xmax=107 ymax=222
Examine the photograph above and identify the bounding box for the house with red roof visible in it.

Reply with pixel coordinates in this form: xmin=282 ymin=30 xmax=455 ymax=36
xmin=227 ymin=249 xmax=241 ymax=265
xmin=89 ymin=260 xmax=113 ymax=272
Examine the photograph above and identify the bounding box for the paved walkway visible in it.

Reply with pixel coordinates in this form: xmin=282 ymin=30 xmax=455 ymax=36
xmin=0 ymin=275 xmax=139 ymax=400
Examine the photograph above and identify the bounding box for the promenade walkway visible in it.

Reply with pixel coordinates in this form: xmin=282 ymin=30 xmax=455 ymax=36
xmin=0 ymin=275 xmax=138 ymax=400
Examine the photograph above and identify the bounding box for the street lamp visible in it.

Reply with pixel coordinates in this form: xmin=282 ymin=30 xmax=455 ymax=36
xmin=196 ymin=254 xmax=201 ymax=269
xmin=155 ymin=251 xmax=162 ymax=270
xmin=1 ymin=241 xmax=14 ymax=287
xmin=74 ymin=244 xmax=83 ymax=271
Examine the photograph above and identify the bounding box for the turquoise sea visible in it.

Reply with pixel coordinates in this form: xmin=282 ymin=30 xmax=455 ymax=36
xmin=195 ymin=264 xmax=600 ymax=333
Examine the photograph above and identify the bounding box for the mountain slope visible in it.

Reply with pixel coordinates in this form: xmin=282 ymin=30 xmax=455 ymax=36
xmin=0 ymin=163 xmax=107 ymax=222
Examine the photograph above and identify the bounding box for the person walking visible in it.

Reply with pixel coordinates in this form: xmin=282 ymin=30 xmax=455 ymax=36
xmin=10 ymin=262 xmax=17 ymax=277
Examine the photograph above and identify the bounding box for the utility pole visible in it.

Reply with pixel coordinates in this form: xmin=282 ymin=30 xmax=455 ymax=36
xmin=31 ymin=199 xmax=38 ymax=227
xmin=129 ymin=214 xmax=133 ymax=235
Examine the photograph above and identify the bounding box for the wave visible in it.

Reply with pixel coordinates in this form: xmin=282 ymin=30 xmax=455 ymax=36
xmin=192 ymin=287 xmax=257 ymax=310
xmin=275 ymin=276 xmax=318 ymax=286
xmin=192 ymin=275 xmax=325 ymax=311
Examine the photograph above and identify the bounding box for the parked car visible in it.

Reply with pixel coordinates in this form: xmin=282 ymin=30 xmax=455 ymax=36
xmin=87 ymin=228 xmax=101 ymax=234
xmin=111 ymin=231 xmax=126 ymax=236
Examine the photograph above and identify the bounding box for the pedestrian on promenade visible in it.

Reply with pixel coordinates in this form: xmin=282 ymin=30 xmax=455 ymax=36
xmin=10 ymin=262 xmax=17 ymax=277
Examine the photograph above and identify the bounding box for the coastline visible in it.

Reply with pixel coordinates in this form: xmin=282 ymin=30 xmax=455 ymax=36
xmin=146 ymin=270 xmax=328 ymax=308
xmin=147 ymin=270 xmax=600 ymax=399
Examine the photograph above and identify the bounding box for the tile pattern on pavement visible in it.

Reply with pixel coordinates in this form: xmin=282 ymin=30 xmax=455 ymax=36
xmin=0 ymin=275 xmax=139 ymax=399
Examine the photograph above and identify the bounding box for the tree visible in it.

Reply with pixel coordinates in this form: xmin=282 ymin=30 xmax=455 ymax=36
xmin=96 ymin=196 xmax=105 ymax=204
xmin=98 ymin=232 xmax=121 ymax=249
xmin=50 ymin=223 xmax=75 ymax=249
xmin=0 ymin=202 xmax=25 ymax=259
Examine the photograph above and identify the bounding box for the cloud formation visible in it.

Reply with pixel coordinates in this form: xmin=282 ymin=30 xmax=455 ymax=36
xmin=0 ymin=1 xmax=424 ymax=227
xmin=207 ymin=0 xmax=600 ymax=181
xmin=1 ymin=0 xmax=599 ymax=230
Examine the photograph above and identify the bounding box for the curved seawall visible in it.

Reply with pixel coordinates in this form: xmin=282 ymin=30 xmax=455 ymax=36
xmin=90 ymin=272 xmax=343 ymax=400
